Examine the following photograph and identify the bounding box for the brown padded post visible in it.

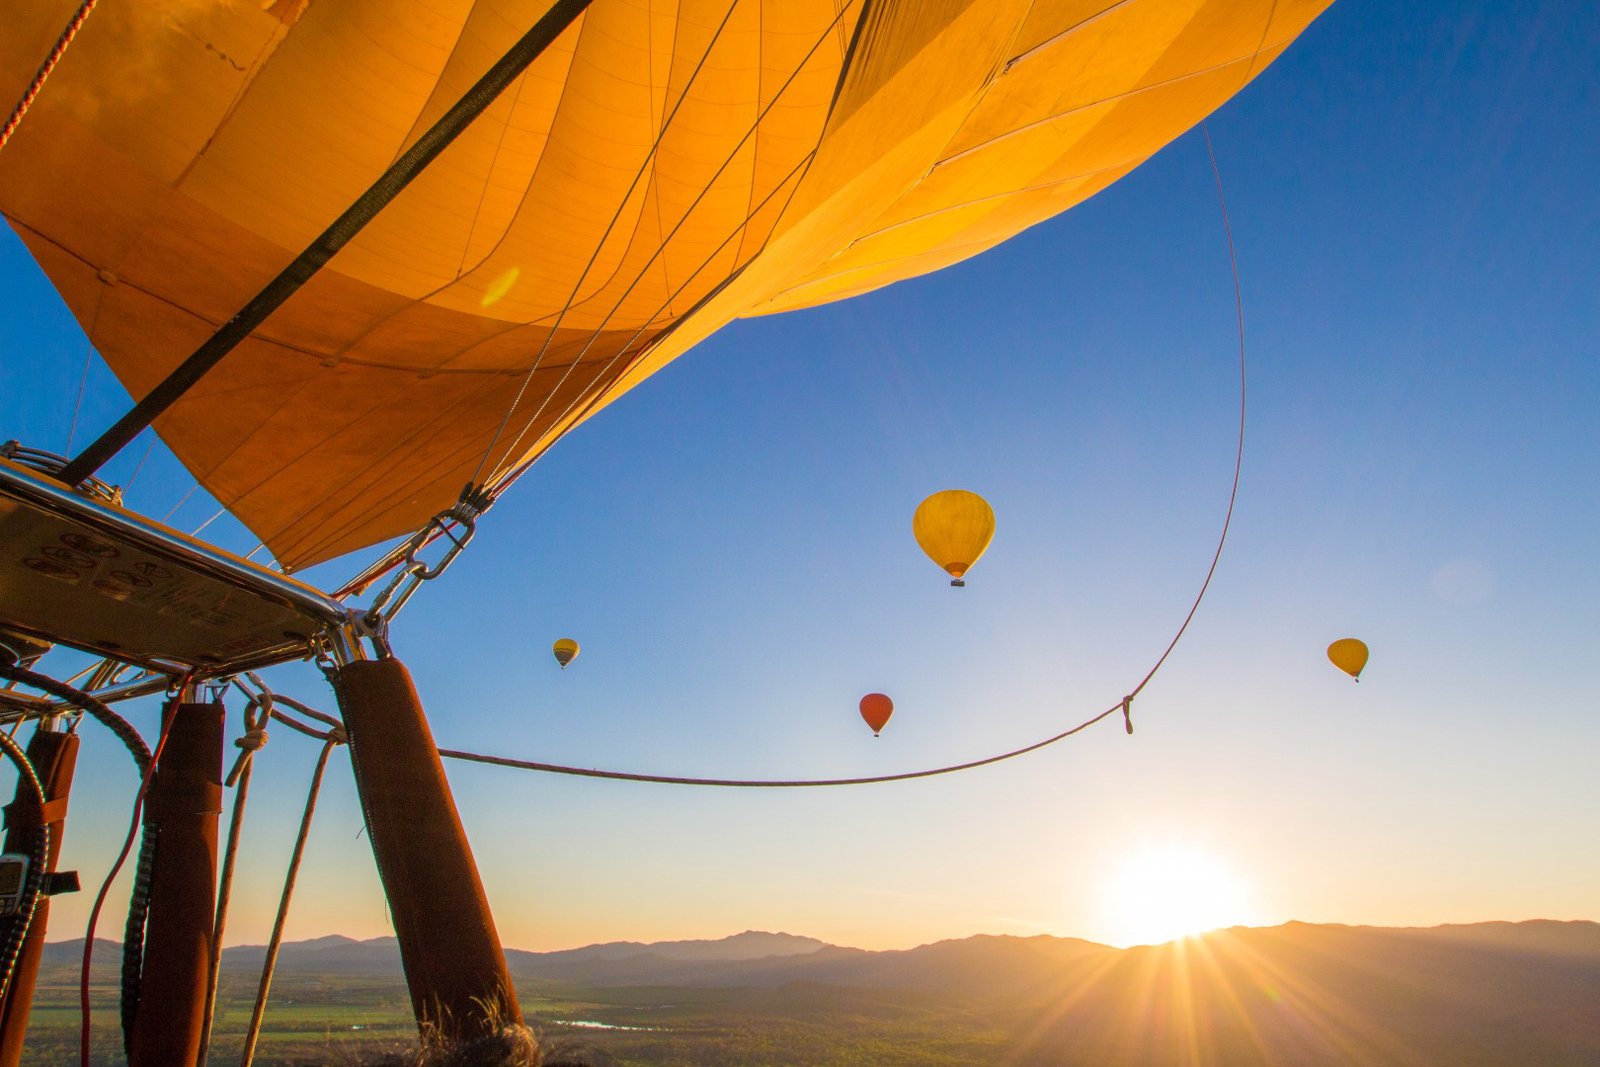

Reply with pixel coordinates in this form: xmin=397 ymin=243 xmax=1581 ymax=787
xmin=332 ymin=657 xmax=521 ymax=1042
xmin=128 ymin=700 xmax=223 ymax=1067
xmin=0 ymin=728 xmax=79 ymax=1067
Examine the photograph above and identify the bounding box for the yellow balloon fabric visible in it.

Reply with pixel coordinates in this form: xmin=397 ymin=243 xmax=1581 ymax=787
xmin=913 ymin=490 xmax=995 ymax=582
xmin=1327 ymin=638 xmax=1368 ymax=680
xmin=0 ymin=0 xmax=1333 ymax=570
xmin=552 ymin=638 xmax=580 ymax=669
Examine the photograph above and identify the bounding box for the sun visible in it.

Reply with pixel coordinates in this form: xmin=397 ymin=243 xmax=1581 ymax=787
xmin=1099 ymin=843 xmax=1252 ymax=947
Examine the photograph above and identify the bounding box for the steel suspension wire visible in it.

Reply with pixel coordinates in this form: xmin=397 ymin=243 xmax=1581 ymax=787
xmin=488 ymin=144 xmax=820 ymax=498
xmin=482 ymin=1 xmax=860 ymax=487
xmin=465 ymin=0 xmax=747 ymax=490
xmin=328 ymin=137 xmax=821 ymax=588
xmin=0 ymin=0 xmax=99 ymax=153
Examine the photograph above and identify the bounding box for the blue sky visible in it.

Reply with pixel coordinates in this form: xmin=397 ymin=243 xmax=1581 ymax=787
xmin=4 ymin=0 xmax=1597 ymax=950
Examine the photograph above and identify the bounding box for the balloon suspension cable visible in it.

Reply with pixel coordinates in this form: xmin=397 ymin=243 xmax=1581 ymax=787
xmin=0 ymin=0 xmax=99 ymax=153
xmin=464 ymin=0 xmax=751 ymax=493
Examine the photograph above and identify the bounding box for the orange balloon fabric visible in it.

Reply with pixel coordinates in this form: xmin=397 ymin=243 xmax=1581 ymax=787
xmin=859 ymin=693 xmax=894 ymax=736
xmin=0 ymin=0 xmax=1334 ymax=570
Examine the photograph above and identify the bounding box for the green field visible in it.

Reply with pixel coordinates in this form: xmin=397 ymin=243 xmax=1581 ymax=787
xmin=21 ymin=971 xmax=1009 ymax=1066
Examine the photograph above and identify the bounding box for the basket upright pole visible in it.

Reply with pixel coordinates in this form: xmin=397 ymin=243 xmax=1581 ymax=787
xmin=331 ymin=655 xmax=522 ymax=1046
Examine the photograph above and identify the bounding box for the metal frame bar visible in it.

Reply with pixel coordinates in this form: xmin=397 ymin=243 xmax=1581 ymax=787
xmin=1 ymin=458 xmax=347 ymax=679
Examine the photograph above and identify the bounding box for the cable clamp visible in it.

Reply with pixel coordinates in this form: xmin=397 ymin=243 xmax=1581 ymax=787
xmin=362 ymin=483 xmax=492 ymax=628
xmin=1122 ymin=695 xmax=1134 ymax=735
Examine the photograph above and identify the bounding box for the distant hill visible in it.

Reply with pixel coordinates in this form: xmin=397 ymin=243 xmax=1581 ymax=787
xmin=515 ymin=929 xmax=828 ymax=967
xmin=41 ymin=929 xmax=827 ymax=977
xmin=45 ymin=920 xmax=1600 ymax=1065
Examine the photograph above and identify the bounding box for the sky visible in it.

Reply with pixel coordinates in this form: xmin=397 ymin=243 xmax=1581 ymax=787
xmin=2 ymin=0 xmax=1597 ymax=953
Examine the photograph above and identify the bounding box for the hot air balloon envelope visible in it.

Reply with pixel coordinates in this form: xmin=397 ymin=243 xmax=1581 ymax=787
xmin=1327 ymin=638 xmax=1368 ymax=681
xmin=552 ymin=638 xmax=579 ymax=669
xmin=913 ymin=491 xmax=995 ymax=586
xmin=859 ymin=693 xmax=893 ymax=736
xmin=0 ymin=2 xmax=1331 ymax=571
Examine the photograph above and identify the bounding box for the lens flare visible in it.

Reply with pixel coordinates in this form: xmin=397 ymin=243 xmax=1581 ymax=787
xmin=1100 ymin=843 xmax=1252 ymax=947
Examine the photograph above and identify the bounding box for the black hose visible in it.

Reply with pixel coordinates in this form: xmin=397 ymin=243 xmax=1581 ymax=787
xmin=0 ymin=665 xmax=152 ymax=774
xmin=0 ymin=664 xmax=158 ymax=1054
xmin=0 ymin=731 xmax=49 ymax=1001
xmin=119 ymin=829 xmax=158 ymax=1055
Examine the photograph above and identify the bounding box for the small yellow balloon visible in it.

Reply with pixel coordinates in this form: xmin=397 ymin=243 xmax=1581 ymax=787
xmin=552 ymin=638 xmax=580 ymax=669
xmin=912 ymin=490 xmax=995 ymax=587
xmin=1327 ymin=638 xmax=1368 ymax=681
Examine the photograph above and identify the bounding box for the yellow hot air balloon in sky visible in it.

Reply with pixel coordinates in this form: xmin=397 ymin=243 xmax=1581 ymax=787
xmin=913 ymin=490 xmax=995 ymax=587
xmin=552 ymin=638 xmax=580 ymax=669
xmin=1327 ymin=638 xmax=1368 ymax=681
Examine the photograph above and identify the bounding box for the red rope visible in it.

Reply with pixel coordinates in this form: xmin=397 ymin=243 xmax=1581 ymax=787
xmin=0 ymin=0 xmax=100 ymax=152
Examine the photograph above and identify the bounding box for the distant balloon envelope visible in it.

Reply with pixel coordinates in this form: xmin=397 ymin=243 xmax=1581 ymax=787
xmin=552 ymin=638 xmax=580 ymax=669
xmin=912 ymin=490 xmax=995 ymax=586
xmin=859 ymin=693 xmax=894 ymax=736
xmin=1327 ymin=638 xmax=1368 ymax=681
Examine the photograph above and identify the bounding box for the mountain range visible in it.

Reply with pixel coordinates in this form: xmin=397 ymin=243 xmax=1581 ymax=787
xmin=45 ymin=920 xmax=1600 ymax=1065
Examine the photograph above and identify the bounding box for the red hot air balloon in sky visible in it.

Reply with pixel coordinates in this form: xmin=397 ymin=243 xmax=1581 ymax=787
xmin=859 ymin=693 xmax=894 ymax=737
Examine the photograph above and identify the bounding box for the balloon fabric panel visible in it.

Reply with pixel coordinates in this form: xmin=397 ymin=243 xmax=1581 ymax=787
xmin=0 ymin=0 xmax=1332 ymax=570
